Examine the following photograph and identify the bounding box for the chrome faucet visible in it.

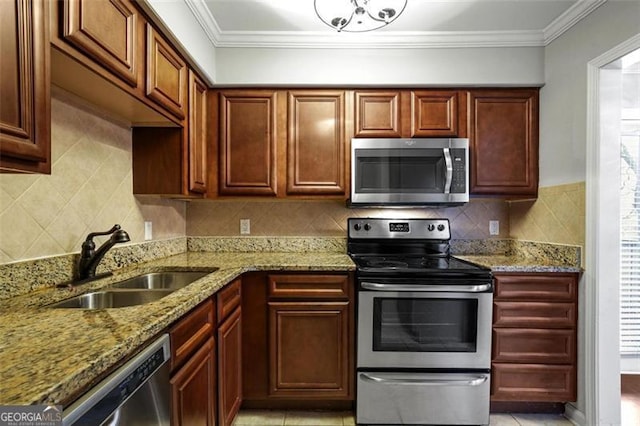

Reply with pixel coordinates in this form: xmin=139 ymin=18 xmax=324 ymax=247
xmin=77 ymin=224 xmax=130 ymax=280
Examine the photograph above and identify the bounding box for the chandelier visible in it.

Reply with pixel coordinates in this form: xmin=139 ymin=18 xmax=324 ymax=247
xmin=314 ymin=0 xmax=407 ymax=33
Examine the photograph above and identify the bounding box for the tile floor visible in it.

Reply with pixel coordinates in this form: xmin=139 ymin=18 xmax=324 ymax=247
xmin=232 ymin=410 xmax=574 ymax=425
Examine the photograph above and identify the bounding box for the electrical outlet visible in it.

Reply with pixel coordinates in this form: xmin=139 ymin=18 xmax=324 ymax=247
xmin=489 ymin=220 xmax=499 ymax=236
xmin=240 ymin=219 xmax=251 ymax=235
xmin=144 ymin=221 xmax=153 ymax=240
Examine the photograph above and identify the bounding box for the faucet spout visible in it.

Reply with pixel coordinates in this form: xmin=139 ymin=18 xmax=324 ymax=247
xmin=77 ymin=225 xmax=130 ymax=280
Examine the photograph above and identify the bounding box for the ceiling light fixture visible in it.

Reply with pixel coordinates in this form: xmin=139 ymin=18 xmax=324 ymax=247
xmin=314 ymin=0 xmax=407 ymax=33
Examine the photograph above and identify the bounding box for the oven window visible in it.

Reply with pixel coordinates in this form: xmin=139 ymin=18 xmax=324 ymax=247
xmin=372 ymin=298 xmax=478 ymax=352
xmin=355 ymin=150 xmax=446 ymax=193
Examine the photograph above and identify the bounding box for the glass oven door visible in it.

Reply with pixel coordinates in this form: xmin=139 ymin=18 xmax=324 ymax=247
xmin=357 ymin=285 xmax=492 ymax=370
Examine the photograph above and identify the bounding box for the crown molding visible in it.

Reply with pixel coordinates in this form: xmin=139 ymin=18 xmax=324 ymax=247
xmin=186 ymin=0 xmax=605 ymax=49
xmin=183 ymin=0 xmax=222 ymax=46
xmin=212 ymin=30 xmax=546 ymax=49
xmin=543 ymin=0 xmax=607 ymax=45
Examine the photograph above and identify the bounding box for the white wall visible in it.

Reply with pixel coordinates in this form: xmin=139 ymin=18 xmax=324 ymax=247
xmin=540 ymin=0 xmax=640 ymax=187
xmin=214 ymin=46 xmax=544 ymax=86
xmin=540 ymin=1 xmax=640 ymax=420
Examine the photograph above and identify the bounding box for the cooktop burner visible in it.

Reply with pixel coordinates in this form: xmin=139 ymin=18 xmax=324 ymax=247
xmin=352 ymin=255 xmax=485 ymax=273
xmin=347 ymin=218 xmax=491 ymax=278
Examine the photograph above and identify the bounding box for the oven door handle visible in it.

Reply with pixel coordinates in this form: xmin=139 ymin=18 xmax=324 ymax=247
xmin=360 ymin=282 xmax=492 ymax=293
xmin=360 ymin=372 xmax=488 ymax=387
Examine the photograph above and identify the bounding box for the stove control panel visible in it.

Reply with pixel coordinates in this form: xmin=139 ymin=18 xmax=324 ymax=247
xmin=348 ymin=218 xmax=451 ymax=240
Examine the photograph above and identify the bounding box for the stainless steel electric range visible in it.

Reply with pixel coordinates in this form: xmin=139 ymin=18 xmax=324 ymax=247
xmin=348 ymin=218 xmax=493 ymax=426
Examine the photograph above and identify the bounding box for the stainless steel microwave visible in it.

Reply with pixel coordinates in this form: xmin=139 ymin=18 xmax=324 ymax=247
xmin=350 ymin=138 xmax=469 ymax=207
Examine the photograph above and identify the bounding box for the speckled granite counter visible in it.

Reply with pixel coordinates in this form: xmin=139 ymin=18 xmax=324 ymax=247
xmin=0 ymin=251 xmax=355 ymax=406
xmin=458 ymin=255 xmax=582 ymax=273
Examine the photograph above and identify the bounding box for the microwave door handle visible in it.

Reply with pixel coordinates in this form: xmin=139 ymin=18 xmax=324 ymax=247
xmin=443 ymin=148 xmax=453 ymax=194
xmin=361 ymin=373 xmax=488 ymax=387
xmin=361 ymin=282 xmax=492 ymax=293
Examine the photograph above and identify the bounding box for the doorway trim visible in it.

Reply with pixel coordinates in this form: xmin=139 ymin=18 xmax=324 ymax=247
xmin=584 ymin=33 xmax=640 ymax=426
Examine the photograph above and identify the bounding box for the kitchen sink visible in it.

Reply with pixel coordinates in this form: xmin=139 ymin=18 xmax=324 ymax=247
xmin=108 ymin=270 xmax=215 ymax=290
xmin=48 ymin=289 xmax=175 ymax=309
xmin=48 ymin=269 xmax=217 ymax=309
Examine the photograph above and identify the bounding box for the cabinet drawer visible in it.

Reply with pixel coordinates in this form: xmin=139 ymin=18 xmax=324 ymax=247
xmin=217 ymin=279 xmax=241 ymax=324
xmin=493 ymin=302 xmax=576 ymax=328
xmin=493 ymin=328 xmax=575 ymax=364
xmin=170 ymin=299 xmax=215 ymax=371
xmin=268 ymin=275 xmax=349 ymax=299
xmin=494 ymin=274 xmax=578 ymax=302
xmin=491 ymin=363 xmax=576 ymax=402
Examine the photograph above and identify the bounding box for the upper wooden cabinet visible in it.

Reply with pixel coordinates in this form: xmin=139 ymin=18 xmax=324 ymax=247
xmin=0 ymin=0 xmax=50 ymax=174
xmin=51 ymin=0 xmax=187 ymax=125
xmin=287 ymin=91 xmax=346 ymax=195
xmin=145 ymin=24 xmax=187 ymax=119
xmin=188 ymin=70 xmax=208 ymax=194
xmin=214 ymin=89 xmax=348 ymax=199
xmin=411 ymin=90 xmax=463 ymax=137
xmin=354 ymin=91 xmax=401 ymax=138
xmin=131 ymin=69 xmax=208 ymax=196
xmin=354 ymin=90 xmax=466 ymax=138
xmin=218 ymin=90 xmax=278 ymax=196
xmin=61 ymin=0 xmax=139 ymax=87
xmin=469 ymin=89 xmax=539 ymax=197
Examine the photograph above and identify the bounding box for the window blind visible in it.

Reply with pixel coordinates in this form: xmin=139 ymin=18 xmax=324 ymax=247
xmin=621 ymin=130 xmax=640 ymax=355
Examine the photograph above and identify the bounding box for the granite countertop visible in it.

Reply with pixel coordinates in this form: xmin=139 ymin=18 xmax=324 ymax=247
xmin=0 ymin=252 xmax=355 ymax=407
xmin=458 ymin=255 xmax=582 ymax=273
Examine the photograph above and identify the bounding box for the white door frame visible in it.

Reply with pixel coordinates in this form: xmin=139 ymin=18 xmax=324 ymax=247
xmin=584 ymin=33 xmax=640 ymax=426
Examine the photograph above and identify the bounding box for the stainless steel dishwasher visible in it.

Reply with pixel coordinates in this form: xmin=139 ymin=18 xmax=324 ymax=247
xmin=63 ymin=334 xmax=171 ymax=426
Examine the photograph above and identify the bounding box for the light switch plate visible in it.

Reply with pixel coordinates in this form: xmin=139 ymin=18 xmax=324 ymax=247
xmin=240 ymin=219 xmax=250 ymax=235
xmin=489 ymin=220 xmax=499 ymax=236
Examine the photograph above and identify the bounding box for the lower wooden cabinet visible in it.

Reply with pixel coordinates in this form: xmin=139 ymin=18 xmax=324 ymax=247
xmin=217 ymin=281 xmax=243 ymax=426
xmin=491 ymin=272 xmax=579 ymax=402
xmin=242 ymin=272 xmax=354 ymax=408
xmin=171 ymin=337 xmax=217 ymax=426
xmin=268 ymin=301 xmax=350 ymax=398
xmin=491 ymin=363 xmax=576 ymax=402
xmin=169 ymin=300 xmax=217 ymax=426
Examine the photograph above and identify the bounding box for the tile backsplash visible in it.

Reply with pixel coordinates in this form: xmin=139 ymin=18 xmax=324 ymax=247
xmin=509 ymin=182 xmax=585 ymax=247
xmin=0 ymin=89 xmax=186 ymax=264
xmin=187 ymin=199 xmax=510 ymax=239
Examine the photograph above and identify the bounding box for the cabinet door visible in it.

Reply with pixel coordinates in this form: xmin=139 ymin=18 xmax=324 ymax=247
xmin=469 ymin=89 xmax=539 ymax=196
xmin=0 ymin=0 xmax=50 ymax=174
xmin=188 ymin=70 xmax=207 ymax=194
xmin=146 ymin=24 xmax=187 ymax=119
xmin=171 ymin=337 xmax=216 ymax=426
xmin=354 ymin=91 xmax=401 ymax=138
xmin=218 ymin=307 xmax=242 ymax=426
xmin=287 ymin=91 xmax=346 ymax=195
xmin=492 ymin=363 xmax=576 ymax=402
xmin=62 ymin=0 xmax=138 ymax=86
xmin=219 ymin=91 xmax=278 ymax=195
xmin=411 ymin=90 xmax=461 ymax=137
xmin=268 ymin=301 xmax=351 ymax=399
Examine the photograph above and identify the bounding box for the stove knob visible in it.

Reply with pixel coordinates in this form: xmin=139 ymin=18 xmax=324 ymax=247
xmin=427 ymin=224 xmax=435 ymax=231
xmin=437 ymin=224 xmax=445 ymax=231
xmin=364 ymin=223 xmax=372 ymax=231
xmin=354 ymin=223 xmax=362 ymax=231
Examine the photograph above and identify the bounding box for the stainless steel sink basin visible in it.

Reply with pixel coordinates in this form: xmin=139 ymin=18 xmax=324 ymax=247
xmin=48 ymin=289 xmax=175 ymax=309
xmin=108 ymin=270 xmax=214 ymax=290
